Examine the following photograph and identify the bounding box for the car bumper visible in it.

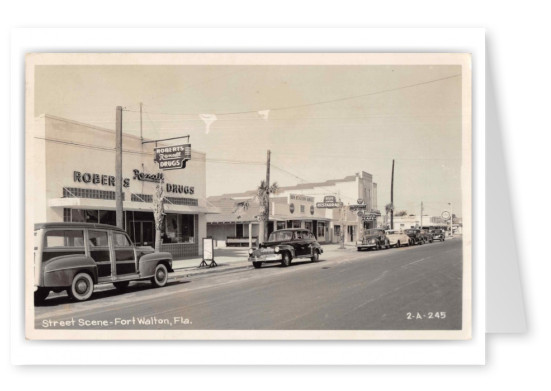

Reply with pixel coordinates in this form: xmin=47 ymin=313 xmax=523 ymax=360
xmin=248 ymin=254 xmax=283 ymax=263
xmin=357 ymin=243 xmax=377 ymax=249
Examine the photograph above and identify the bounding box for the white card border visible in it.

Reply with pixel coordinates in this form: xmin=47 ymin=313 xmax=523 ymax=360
xmin=10 ymin=27 xmax=485 ymax=365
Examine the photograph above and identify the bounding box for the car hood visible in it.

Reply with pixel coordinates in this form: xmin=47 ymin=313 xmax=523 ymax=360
xmin=259 ymin=241 xmax=288 ymax=247
xmin=363 ymin=235 xmax=380 ymax=240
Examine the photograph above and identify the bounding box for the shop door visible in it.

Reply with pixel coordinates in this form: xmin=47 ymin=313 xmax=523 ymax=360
xmin=348 ymin=226 xmax=354 ymax=242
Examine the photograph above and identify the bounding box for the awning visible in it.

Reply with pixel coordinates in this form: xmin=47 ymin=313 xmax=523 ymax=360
xmin=48 ymin=197 xmax=221 ymax=214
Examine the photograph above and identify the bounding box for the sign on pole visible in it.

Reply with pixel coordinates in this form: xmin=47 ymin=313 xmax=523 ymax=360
xmin=154 ymin=144 xmax=191 ymax=170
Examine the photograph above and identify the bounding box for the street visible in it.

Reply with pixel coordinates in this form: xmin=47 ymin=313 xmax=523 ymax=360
xmin=35 ymin=238 xmax=463 ymax=331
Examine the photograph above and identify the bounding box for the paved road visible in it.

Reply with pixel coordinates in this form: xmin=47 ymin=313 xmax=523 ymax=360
xmin=35 ymin=239 xmax=463 ymax=330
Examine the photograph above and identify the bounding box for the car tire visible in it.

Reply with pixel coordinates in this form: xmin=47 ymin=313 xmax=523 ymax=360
xmin=34 ymin=288 xmax=50 ymax=304
xmin=113 ymin=281 xmax=130 ymax=291
xmin=67 ymin=272 xmax=94 ymax=302
xmin=281 ymin=252 xmax=292 ymax=267
xmin=151 ymin=263 xmax=168 ymax=288
xmin=396 ymin=241 xmax=401 ymax=248
xmin=311 ymin=250 xmax=319 ymax=262
xmin=253 ymin=261 xmax=262 ymax=269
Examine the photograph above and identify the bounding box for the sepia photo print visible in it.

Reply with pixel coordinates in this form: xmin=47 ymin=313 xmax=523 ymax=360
xmin=25 ymin=53 xmax=472 ymax=340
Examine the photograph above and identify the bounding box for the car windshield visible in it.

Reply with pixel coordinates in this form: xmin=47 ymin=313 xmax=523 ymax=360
xmin=268 ymin=231 xmax=293 ymax=242
xmin=365 ymin=229 xmax=383 ymax=236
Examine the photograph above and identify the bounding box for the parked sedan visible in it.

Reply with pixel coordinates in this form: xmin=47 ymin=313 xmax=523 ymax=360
xmin=431 ymin=228 xmax=446 ymax=242
xmin=248 ymin=229 xmax=323 ymax=269
xmin=357 ymin=228 xmax=390 ymax=251
xmin=385 ymin=230 xmax=410 ymax=248
xmin=404 ymin=228 xmax=424 ymax=245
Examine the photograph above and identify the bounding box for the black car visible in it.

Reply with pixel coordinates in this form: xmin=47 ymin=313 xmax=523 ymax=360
xmin=404 ymin=228 xmax=424 ymax=245
xmin=356 ymin=228 xmax=390 ymax=251
xmin=248 ymin=229 xmax=323 ymax=269
xmin=431 ymin=228 xmax=446 ymax=242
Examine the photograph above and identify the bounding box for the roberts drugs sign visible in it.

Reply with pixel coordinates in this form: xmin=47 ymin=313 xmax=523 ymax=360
xmin=154 ymin=144 xmax=192 ymax=170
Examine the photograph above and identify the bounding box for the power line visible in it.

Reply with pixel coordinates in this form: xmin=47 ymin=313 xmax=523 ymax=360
xmin=124 ymin=74 xmax=460 ymax=117
xmin=34 ymin=136 xmax=265 ymax=166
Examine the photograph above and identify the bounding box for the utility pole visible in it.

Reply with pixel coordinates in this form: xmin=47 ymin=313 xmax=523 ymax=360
xmin=139 ymin=102 xmax=143 ymax=142
xmin=420 ymin=201 xmax=424 ymax=228
xmin=449 ymin=202 xmax=453 ymax=237
xmin=264 ymin=149 xmax=271 ymax=242
xmin=115 ymin=106 xmax=124 ymax=228
xmin=390 ymin=159 xmax=395 ymax=229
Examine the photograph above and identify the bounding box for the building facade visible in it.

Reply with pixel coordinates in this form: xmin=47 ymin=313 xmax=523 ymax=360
xmin=32 ymin=114 xmax=219 ymax=258
xmin=207 ymin=171 xmax=380 ymax=246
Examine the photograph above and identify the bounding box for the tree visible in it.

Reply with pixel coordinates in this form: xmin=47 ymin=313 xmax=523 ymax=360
xmin=255 ymin=180 xmax=278 ymax=242
xmin=152 ymin=178 xmax=166 ymax=252
xmin=233 ymin=200 xmax=250 ymax=220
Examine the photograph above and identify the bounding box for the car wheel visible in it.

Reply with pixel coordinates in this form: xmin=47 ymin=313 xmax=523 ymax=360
xmin=311 ymin=250 xmax=319 ymax=262
xmin=281 ymin=252 xmax=292 ymax=267
xmin=151 ymin=263 xmax=168 ymax=288
xmin=113 ymin=281 xmax=130 ymax=291
xmin=253 ymin=261 xmax=262 ymax=269
xmin=396 ymin=241 xmax=400 ymax=248
xmin=67 ymin=272 xmax=94 ymax=302
xmin=34 ymin=288 xmax=50 ymax=304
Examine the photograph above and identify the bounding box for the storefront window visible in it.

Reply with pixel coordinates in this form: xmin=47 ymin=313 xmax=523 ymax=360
xmin=98 ymin=210 xmax=117 ymax=226
xmin=276 ymin=221 xmax=286 ymax=230
xmin=163 ymin=214 xmax=195 ymax=244
xmin=292 ymin=220 xmax=301 ymax=228
xmin=63 ymin=208 xmax=117 ymax=226
xmin=70 ymin=209 xmax=99 ymax=223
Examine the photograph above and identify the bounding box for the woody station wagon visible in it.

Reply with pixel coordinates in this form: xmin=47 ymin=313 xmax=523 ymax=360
xmin=33 ymin=222 xmax=174 ymax=303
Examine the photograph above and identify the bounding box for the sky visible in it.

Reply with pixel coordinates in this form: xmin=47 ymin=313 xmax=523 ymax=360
xmin=34 ymin=63 xmax=464 ymax=217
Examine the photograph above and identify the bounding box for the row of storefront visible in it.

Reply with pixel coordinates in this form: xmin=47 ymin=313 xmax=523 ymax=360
xmin=206 ymin=172 xmax=380 ymax=246
xmin=32 ymin=114 xmax=380 ymax=258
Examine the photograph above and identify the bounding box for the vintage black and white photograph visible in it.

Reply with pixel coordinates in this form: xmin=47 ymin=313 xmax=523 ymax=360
xmin=25 ymin=53 xmax=471 ymax=340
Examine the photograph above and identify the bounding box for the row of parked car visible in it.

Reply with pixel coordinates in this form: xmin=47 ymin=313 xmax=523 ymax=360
xmin=246 ymin=226 xmax=449 ymax=270
xmin=356 ymin=228 xmax=446 ymax=251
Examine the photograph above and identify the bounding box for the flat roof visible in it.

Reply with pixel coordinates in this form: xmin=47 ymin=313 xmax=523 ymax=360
xmin=34 ymin=222 xmax=126 ymax=232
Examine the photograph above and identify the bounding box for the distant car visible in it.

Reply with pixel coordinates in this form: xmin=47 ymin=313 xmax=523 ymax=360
xmin=404 ymin=228 xmax=424 ymax=245
xmin=431 ymin=228 xmax=446 ymax=242
xmin=420 ymin=229 xmax=434 ymax=244
xmin=385 ymin=230 xmax=410 ymax=248
xmin=357 ymin=228 xmax=390 ymax=251
xmin=248 ymin=229 xmax=323 ymax=269
xmin=33 ymin=222 xmax=174 ymax=304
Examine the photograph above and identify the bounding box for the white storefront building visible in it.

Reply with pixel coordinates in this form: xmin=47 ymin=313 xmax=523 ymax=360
xmin=207 ymin=171 xmax=380 ymax=246
xmin=31 ymin=114 xmax=219 ymax=258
